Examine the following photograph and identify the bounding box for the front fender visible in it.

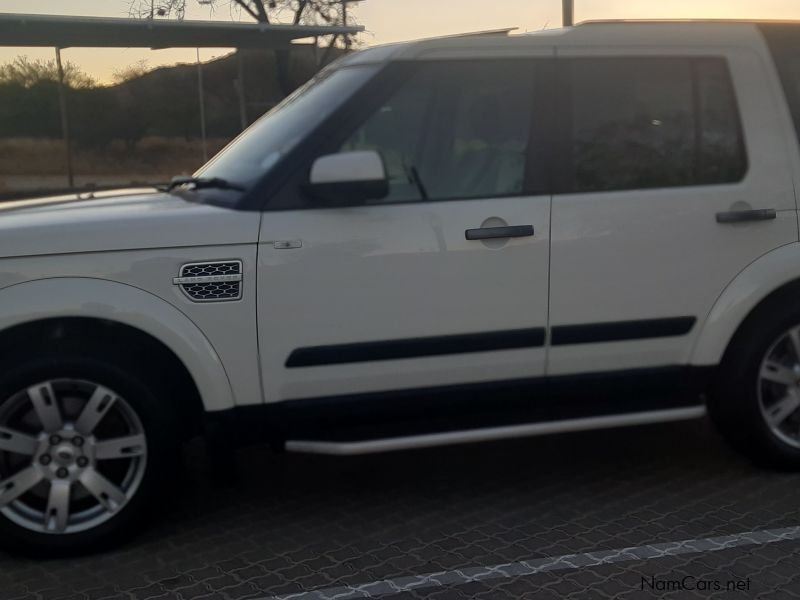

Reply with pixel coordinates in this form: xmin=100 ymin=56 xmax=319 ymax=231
xmin=0 ymin=277 xmax=234 ymax=411
xmin=692 ymin=242 xmax=800 ymax=366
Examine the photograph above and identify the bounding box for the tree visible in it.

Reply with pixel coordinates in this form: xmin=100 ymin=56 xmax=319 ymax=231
xmin=130 ymin=1 xmax=358 ymax=94
xmin=130 ymin=1 xmax=351 ymax=30
xmin=0 ymin=56 xmax=95 ymax=89
xmin=112 ymin=59 xmax=151 ymax=84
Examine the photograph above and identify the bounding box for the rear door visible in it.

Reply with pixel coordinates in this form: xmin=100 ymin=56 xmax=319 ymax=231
xmin=257 ymin=55 xmax=555 ymax=403
xmin=547 ymin=48 xmax=798 ymax=380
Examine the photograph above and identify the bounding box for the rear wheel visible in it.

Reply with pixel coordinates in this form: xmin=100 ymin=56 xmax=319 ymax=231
xmin=756 ymin=325 xmax=800 ymax=450
xmin=0 ymin=352 xmax=176 ymax=555
xmin=710 ymin=292 xmax=800 ymax=469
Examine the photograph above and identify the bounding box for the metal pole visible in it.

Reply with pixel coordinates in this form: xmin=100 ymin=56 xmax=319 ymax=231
xmin=54 ymin=47 xmax=74 ymax=189
xmin=342 ymin=0 xmax=351 ymax=50
xmin=235 ymin=49 xmax=247 ymax=131
xmin=196 ymin=48 xmax=208 ymax=162
xmin=562 ymin=0 xmax=574 ymax=27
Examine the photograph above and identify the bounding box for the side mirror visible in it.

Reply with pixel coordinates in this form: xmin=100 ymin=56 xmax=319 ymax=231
xmin=305 ymin=150 xmax=389 ymax=205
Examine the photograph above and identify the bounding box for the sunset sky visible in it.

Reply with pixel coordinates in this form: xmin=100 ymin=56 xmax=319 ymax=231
xmin=2 ymin=0 xmax=800 ymax=82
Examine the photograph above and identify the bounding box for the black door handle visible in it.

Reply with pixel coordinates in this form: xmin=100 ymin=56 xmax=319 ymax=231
xmin=465 ymin=225 xmax=534 ymax=241
xmin=716 ymin=208 xmax=777 ymax=223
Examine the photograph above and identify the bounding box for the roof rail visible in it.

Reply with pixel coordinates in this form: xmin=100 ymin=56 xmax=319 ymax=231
xmin=577 ymin=18 xmax=800 ymax=26
xmin=416 ymin=28 xmax=518 ymax=41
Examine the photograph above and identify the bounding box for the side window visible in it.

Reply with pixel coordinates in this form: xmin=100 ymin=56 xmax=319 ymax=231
xmin=339 ymin=61 xmax=536 ymax=203
xmin=695 ymin=59 xmax=748 ymax=184
xmin=340 ymin=72 xmax=433 ymax=203
xmin=759 ymin=25 xmax=800 ymax=150
xmin=562 ymin=57 xmax=746 ymax=193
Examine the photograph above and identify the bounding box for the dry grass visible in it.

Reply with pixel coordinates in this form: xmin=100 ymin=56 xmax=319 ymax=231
xmin=0 ymin=137 xmax=231 ymax=190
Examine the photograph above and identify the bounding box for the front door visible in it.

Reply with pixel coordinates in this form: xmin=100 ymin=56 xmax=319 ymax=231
xmin=257 ymin=56 xmax=554 ymax=403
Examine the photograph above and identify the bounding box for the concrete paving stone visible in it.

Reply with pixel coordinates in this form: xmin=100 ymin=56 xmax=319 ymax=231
xmin=0 ymin=587 xmax=31 ymax=600
xmin=48 ymin=594 xmax=91 ymax=600
xmin=228 ymin=565 xmax=268 ymax=582
xmin=130 ymin=594 xmax=174 ymax=600
xmin=81 ymin=586 xmax=125 ymax=600
xmin=201 ymin=575 xmax=239 ymax=591
xmin=218 ymin=583 xmax=261 ymax=600
xmin=157 ymin=574 xmax=196 ymax=592
xmin=140 ymin=568 xmax=179 ymax=584
xmin=35 ymin=590 xmax=77 ymax=600
xmin=127 ymin=583 xmax=165 ymax=600
xmin=173 ymin=582 xmax=214 ymax=600
xmin=244 ymin=573 xmax=290 ymax=593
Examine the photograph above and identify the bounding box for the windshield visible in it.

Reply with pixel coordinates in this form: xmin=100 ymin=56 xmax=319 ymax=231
xmin=194 ymin=64 xmax=378 ymax=190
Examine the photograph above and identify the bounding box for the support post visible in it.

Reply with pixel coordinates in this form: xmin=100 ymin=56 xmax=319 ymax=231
xmin=342 ymin=0 xmax=351 ymax=50
xmin=235 ymin=49 xmax=248 ymax=131
xmin=196 ymin=48 xmax=208 ymax=163
xmin=562 ymin=0 xmax=574 ymax=27
xmin=54 ymin=47 xmax=74 ymax=189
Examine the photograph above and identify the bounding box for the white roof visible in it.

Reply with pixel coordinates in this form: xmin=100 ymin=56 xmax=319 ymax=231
xmin=343 ymin=21 xmax=779 ymax=65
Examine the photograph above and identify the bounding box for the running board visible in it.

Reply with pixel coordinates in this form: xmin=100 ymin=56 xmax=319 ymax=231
xmin=284 ymin=406 xmax=707 ymax=456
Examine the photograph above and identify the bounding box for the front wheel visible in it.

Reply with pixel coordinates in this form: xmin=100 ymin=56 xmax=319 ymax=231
xmin=0 ymin=353 xmax=176 ymax=555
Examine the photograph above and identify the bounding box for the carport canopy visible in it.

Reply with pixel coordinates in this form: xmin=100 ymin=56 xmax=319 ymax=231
xmin=0 ymin=12 xmax=363 ymax=49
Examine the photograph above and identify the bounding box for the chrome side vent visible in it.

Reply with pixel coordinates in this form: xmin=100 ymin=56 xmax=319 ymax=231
xmin=173 ymin=260 xmax=242 ymax=302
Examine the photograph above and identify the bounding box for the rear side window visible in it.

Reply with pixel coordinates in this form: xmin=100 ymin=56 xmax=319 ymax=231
xmin=337 ymin=60 xmax=539 ymax=203
xmin=559 ymin=57 xmax=747 ymax=193
xmin=761 ymin=25 xmax=800 ymax=149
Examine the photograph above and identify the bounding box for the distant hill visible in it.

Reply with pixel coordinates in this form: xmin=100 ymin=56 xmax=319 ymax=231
xmin=0 ymin=46 xmax=341 ymax=147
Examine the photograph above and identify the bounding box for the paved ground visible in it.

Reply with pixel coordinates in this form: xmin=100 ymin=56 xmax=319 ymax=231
xmin=3 ymin=418 xmax=800 ymax=600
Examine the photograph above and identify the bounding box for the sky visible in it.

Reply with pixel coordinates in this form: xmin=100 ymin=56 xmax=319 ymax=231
xmin=2 ymin=0 xmax=800 ymax=83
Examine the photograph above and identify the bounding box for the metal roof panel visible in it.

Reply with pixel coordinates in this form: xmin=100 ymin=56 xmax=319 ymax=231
xmin=0 ymin=12 xmax=363 ymax=49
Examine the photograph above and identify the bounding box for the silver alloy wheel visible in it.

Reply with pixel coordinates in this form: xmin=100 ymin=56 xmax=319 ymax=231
xmin=0 ymin=379 xmax=147 ymax=534
xmin=759 ymin=326 xmax=800 ymax=449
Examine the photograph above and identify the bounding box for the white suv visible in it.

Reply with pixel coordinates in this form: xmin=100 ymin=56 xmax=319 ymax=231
xmin=3 ymin=20 xmax=800 ymax=554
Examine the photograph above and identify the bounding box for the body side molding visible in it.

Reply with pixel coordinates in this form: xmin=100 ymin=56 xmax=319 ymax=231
xmin=286 ymin=317 xmax=699 ymax=368
xmin=551 ymin=317 xmax=697 ymax=346
xmin=286 ymin=327 xmax=546 ymax=367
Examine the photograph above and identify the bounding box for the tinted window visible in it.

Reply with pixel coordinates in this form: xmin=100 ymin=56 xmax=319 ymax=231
xmin=562 ymin=58 xmax=746 ymax=193
xmin=196 ymin=65 xmax=376 ymax=190
xmin=760 ymin=25 xmax=800 ymax=149
xmin=339 ymin=61 xmax=537 ymax=203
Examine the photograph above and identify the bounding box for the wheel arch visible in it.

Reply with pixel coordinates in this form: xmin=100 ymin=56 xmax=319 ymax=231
xmin=692 ymin=242 xmax=800 ymax=366
xmin=0 ymin=277 xmax=235 ymax=414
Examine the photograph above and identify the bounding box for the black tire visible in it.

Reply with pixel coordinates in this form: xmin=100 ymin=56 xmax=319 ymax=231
xmin=709 ymin=286 xmax=800 ymax=469
xmin=0 ymin=345 xmax=178 ymax=556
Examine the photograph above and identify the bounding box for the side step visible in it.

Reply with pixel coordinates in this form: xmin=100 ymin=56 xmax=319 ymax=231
xmin=284 ymin=406 xmax=707 ymax=456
